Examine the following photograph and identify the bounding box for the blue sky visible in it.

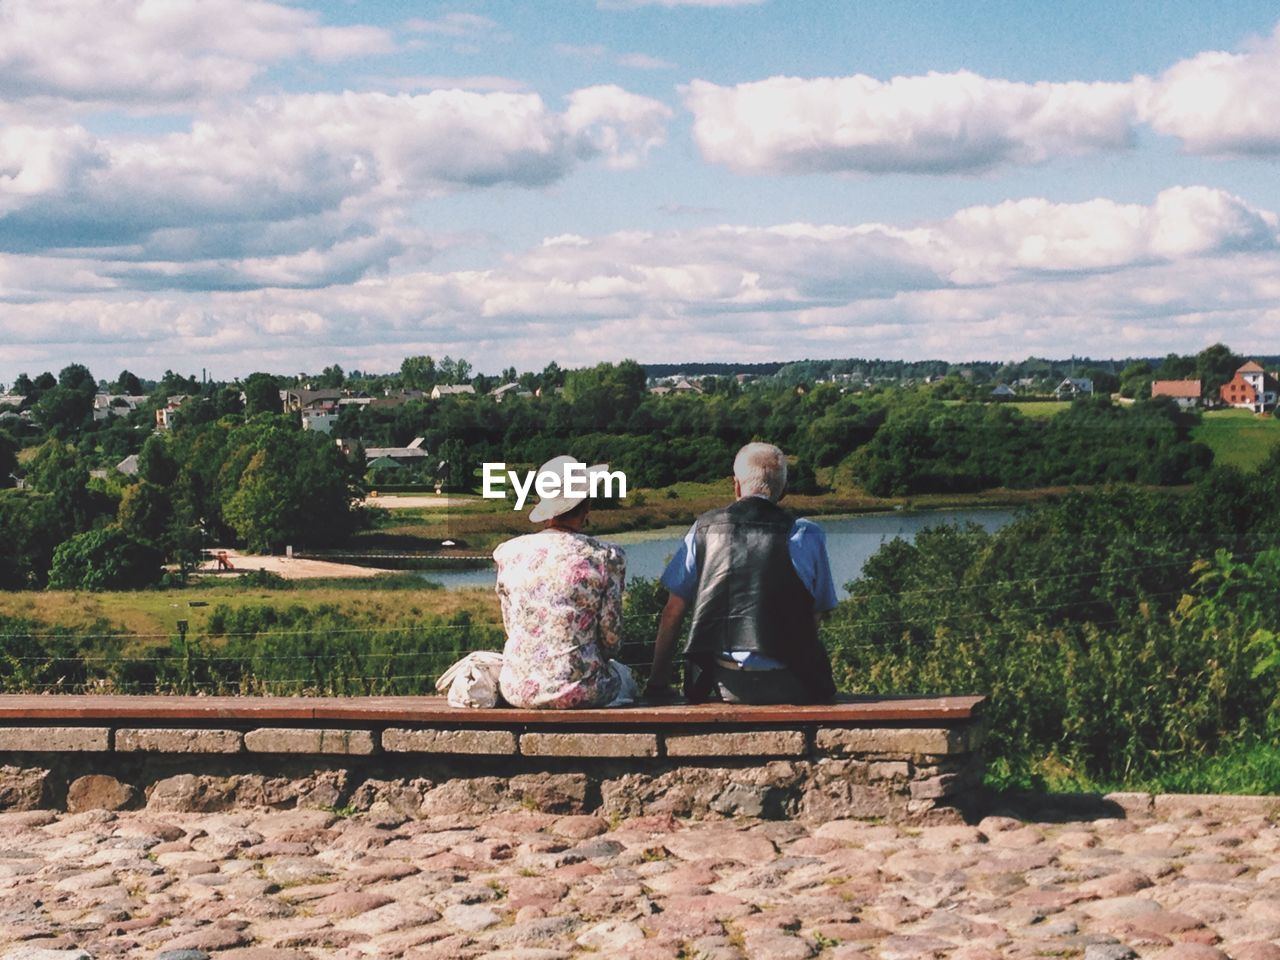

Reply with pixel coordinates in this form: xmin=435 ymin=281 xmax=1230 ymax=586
xmin=2 ymin=0 xmax=1280 ymax=382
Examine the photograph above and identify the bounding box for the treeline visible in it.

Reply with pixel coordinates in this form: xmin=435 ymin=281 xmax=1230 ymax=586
xmin=826 ymin=454 xmax=1280 ymax=789
xmin=854 ymin=395 xmax=1212 ymax=496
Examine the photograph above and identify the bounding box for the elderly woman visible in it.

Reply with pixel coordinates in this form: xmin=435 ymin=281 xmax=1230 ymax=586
xmin=494 ymin=456 xmax=633 ymax=709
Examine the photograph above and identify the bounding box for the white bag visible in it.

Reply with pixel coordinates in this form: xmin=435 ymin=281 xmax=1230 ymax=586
xmin=605 ymin=659 xmax=639 ymax=707
xmin=436 ymin=651 xmax=504 ymax=708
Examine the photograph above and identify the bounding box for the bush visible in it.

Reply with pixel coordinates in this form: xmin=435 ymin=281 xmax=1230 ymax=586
xmin=47 ymin=526 xmax=162 ymax=591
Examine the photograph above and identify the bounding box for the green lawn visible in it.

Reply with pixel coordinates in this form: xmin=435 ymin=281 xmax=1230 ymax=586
xmin=1194 ymin=409 xmax=1280 ymax=471
xmin=1007 ymin=401 xmax=1070 ymax=418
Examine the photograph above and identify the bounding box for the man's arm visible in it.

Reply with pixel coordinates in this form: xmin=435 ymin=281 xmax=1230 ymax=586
xmin=646 ymin=593 xmax=688 ymax=695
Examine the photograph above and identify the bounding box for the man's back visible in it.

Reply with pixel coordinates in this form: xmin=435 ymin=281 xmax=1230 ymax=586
xmin=674 ymin=497 xmax=836 ymax=703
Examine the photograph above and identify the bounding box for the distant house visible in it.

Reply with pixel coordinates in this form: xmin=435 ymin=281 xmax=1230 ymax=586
xmin=991 ymin=384 xmax=1017 ymax=400
xmin=116 ymin=454 xmax=139 ymax=477
xmin=301 ymin=409 xmax=340 ymax=434
xmin=0 ymin=394 xmax=27 ymax=410
xmin=1151 ymin=379 xmax=1202 ymax=409
xmin=649 ymin=377 xmax=702 ymax=396
xmin=364 ymin=437 xmax=430 ymax=466
xmin=92 ymin=394 xmax=149 ymax=421
xmin=430 ymin=384 xmax=476 ymax=400
xmin=1220 ymin=361 xmax=1279 ymax=413
xmin=1054 ymin=378 xmax=1093 ymax=399
xmin=284 ymin=388 xmax=344 ymax=413
xmin=154 ymin=395 xmax=189 ymax=431
xmin=490 ymin=382 xmax=532 ymax=403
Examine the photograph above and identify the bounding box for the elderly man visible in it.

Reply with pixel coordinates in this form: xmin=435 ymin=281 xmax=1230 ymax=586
xmin=645 ymin=442 xmax=838 ymax=704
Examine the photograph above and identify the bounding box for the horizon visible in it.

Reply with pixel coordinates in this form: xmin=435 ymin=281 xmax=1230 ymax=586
xmin=4 ymin=1 xmax=1280 ymax=381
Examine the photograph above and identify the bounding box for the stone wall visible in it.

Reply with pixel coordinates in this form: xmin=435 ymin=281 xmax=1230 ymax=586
xmin=0 ymin=719 xmax=986 ymax=823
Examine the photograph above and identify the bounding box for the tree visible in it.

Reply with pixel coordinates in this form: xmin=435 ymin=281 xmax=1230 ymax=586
xmin=113 ymin=370 xmax=144 ymax=395
xmin=1194 ymin=343 xmax=1243 ymax=398
xmin=12 ymin=373 xmax=33 ymax=397
xmin=33 ymin=365 xmax=96 ymax=439
xmin=317 ymin=364 xmax=345 ymax=388
xmin=58 ymin=363 xmax=95 ymax=392
xmin=137 ymin=434 xmax=179 ymax=487
xmin=400 ymin=355 xmax=437 ymax=390
xmin=0 ymin=430 xmax=15 ymax=486
xmin=242 ymin=373 xmax=282 ymax=416
xmin=47 ymin=526 xmax=162 ymax=591
xmin=1119 ymin=360 xmax=1154 ymax=399
xmin=221 ymin=424 xmax=362 ymax=552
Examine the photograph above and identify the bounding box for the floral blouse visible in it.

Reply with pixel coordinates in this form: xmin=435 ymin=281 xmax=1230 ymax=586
xmin=494 ymin=530 xmax=626 ymax=709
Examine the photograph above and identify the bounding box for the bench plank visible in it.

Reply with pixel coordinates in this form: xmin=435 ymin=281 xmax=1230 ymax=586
xmin=0 ymin=694 xmax=983 ymax=726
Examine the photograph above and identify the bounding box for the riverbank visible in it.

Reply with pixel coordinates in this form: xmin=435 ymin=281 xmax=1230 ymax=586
xmin=350 ymin=482 xmax=1091 ymax=558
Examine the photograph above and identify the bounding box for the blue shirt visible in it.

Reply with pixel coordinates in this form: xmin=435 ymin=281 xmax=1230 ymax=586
xmin=660 ymin=500 xmax=839 ymax=669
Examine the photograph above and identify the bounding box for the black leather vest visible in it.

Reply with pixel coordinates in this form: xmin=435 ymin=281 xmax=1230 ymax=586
xmin=683 ymin=497 xmax=836 ymax=702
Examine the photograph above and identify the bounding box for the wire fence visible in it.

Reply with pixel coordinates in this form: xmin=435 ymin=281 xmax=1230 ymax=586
xmin=2 ymin=542 xmax=1273 ymax=696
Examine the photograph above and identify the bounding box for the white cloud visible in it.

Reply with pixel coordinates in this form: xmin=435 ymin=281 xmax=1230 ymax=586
xmin=1138 ymin=24 xmax=1280 ymax=155
xmin=684 ymin=72 xmax=1137 ymax=175
xmin=685 ymin=25 xmax=1280 ymax=174
xmin=0 ymin=88 xmax=673 ymax=275
xmin=383 ymin=75 xmax=530 ymax=93
xmin=4 ymin=188 xmax=1277 ymax=378
xmin=0 ymin=0 xmax=393 ymax=107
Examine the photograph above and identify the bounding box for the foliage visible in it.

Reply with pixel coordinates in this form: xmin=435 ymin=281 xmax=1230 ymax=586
xmin=825 ymin=474 xmax=1280 ymax=788
xmin=47 ymin=526 xmax=163 ymax=591
xmin=853 ymin=396 xmax=1211 ymax=496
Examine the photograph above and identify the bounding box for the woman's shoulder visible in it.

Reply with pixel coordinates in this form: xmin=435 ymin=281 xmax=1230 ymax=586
xmin=493 ymin=533 xmax=543 ymax=564
xmin=577 ymin=534 xmax=625 ymax=570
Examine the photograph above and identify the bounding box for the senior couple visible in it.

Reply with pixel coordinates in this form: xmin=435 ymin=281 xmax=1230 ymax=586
xmin=493 ymin=442 xmax=838 ymax=709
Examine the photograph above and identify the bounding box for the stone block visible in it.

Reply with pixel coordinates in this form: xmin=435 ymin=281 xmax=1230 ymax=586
xmin=67 ymin=774 xmax=136 ymax=812
xmin=244 ymin=728 xmax=375 ymax=754
xmin=116 ymin=728 xmax=242 ymax=753
xmin=383 ymin=728 xmax=516 ymax=754
xmin=868 ymin=761 xmax=911 ymax=781
xmin=664 ymin=730 xmax=806 ymax=757
xmin=909 ymin=773 xmax=960 ymax=800
xmin=0 ymin=765 xmax=50 ymax=811
xmin=816 ymin=726 xmax=973 ymax=757
xmin=520 ymin=732 xmax=658 ymax=758
xmin=146 ymin=774 xmax=237 ymax=812
xmin=0 ymin=726 xmax=110 ymax=752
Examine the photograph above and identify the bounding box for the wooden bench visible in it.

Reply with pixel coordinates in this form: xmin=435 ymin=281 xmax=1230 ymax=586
xmin=0 ymin=694 xmax=986 ymax=823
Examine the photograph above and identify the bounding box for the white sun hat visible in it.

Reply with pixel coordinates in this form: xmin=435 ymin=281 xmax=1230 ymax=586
xmin=528 ymin=455 xmax=612 ymax=523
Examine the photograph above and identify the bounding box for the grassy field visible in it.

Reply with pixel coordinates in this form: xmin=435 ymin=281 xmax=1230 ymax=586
xmin=1193 ymin=408 xmax=1280 ymax=471
xmin=0 ymin=577 xmax=502 ymax=648
xmin=1007 ymin=400 xmax=1071 ymax=417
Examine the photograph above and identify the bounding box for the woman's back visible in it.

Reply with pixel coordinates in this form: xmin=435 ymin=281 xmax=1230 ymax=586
xmin=494 ymin=530 xmax=626 ymax=709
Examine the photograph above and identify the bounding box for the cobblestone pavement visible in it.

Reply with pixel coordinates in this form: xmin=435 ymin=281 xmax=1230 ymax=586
xmin=1 ymin=806 xmax=1278 ymax=960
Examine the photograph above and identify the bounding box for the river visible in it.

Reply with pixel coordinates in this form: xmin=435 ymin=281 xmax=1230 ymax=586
xmin=419 ymin=507 xmax=1018 ymax=596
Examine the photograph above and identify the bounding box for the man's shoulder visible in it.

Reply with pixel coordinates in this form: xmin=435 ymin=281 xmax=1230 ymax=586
xmin=790 ymin=516 xmax=828 ymax=541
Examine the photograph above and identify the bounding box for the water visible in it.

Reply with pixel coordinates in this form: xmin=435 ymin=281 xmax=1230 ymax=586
xmin=419 ymin=507 xmax=1017 ymax=596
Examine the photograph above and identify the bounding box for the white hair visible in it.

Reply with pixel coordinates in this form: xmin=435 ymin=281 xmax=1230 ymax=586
xmin=734 ymin=442 xmax=787 ymax=501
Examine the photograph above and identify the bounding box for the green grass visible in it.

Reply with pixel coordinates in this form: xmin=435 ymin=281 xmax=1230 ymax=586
xmin=1135 ymin=738 xmax=1280 ymax=796
xmin=0 ymin=581 xmax=501 ymax=647
xmin=1194 ymin=409 xmax=1280 ymax=472
xmin=1008 ymin=401 xmax=1071 ymax=418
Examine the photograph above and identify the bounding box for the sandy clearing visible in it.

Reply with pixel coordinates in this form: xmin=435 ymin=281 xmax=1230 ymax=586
xmin=363 ymin=494 xmax=483 ymax=510
xmin=199 ymin=549 xmax=395 ymax=580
